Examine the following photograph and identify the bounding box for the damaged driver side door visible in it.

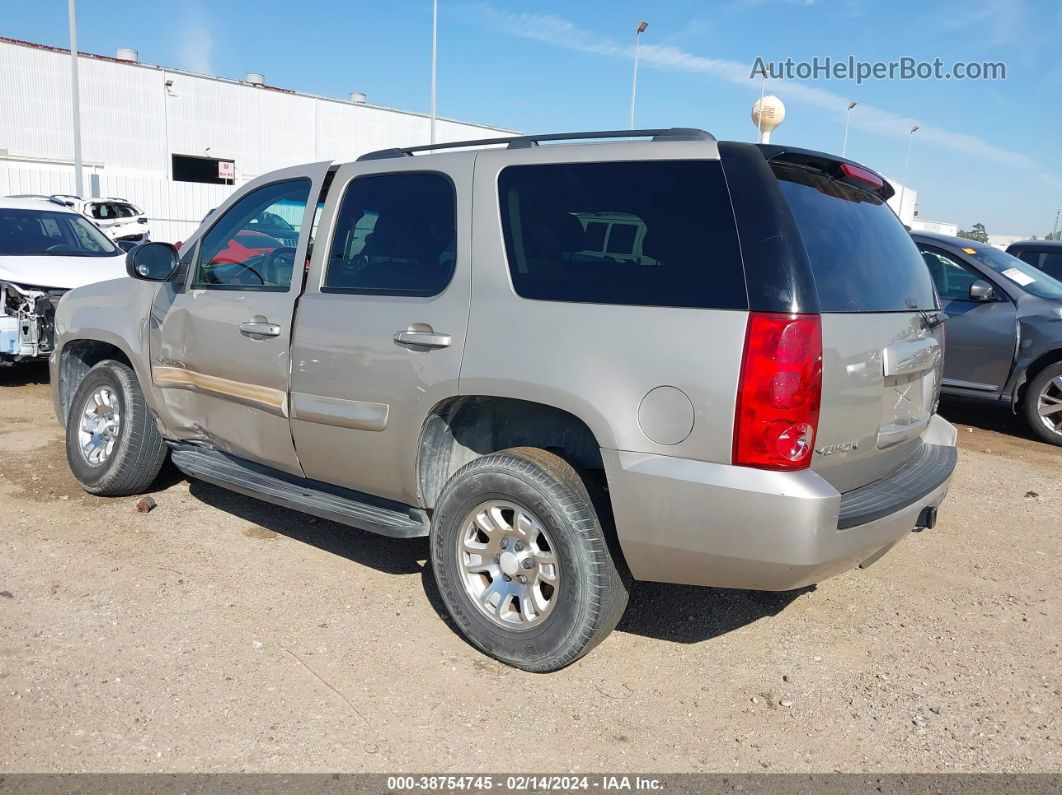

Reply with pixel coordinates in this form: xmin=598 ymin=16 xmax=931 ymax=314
xmin=149 ymin=162 xmax=331 ymax=476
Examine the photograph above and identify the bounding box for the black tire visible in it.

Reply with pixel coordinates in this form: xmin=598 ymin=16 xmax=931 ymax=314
xmin=430 ymin=447 xmax=629 ymax=672
xmin=1023 ymin=363 xmax=1062 ymax=447
xmin=65 ymin=359 xmax=168 ymax=496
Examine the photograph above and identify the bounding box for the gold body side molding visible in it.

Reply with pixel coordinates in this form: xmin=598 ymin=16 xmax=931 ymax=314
xmin=152 ymin=365 xmax=288 ymax=417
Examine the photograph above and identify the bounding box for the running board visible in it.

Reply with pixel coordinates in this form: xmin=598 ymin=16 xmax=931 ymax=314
xmin=169 ymin=445 xmax=429 ymax=539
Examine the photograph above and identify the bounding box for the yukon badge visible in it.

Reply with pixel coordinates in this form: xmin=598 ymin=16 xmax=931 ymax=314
xmin=815 ymin=441 xmax=859 ymax=456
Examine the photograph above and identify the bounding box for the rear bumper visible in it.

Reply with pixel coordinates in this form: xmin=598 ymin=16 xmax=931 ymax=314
xmin=603 ymin=415 xmax=958 ymax=591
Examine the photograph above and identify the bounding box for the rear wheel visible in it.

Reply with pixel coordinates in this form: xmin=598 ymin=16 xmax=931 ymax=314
xmin=430 ymin=447 xmax=628 ymax=672
xmin=65 ymin=359 xmax=168 ymax=495
xmin=1023 ymin=363 xmax=1062 ymax=447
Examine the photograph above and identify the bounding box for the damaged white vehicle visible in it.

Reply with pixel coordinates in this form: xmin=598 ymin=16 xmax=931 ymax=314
xmin=1 ymin=198 xmax=127 ymax=364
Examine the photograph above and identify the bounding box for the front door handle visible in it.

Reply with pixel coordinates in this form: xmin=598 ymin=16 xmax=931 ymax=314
xmin=239 ymin=319 xmax=282 ymax=338
xmin=394 ymin=328 xmax=452 ymax=349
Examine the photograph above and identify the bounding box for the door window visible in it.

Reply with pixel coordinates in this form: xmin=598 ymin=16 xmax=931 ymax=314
xmin=324 ymin=172 xmax=456 ymax=296
xmin=919 ymin=247 xmax=985 ymax=301
xmin=192 ymin=179 xmax=310 ymax=290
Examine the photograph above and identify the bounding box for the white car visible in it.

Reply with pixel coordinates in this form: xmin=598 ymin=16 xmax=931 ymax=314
xmin=54 ymin=195 xmax=151 ymax=242
xmin=1 ymin=197 xmax=128 ymax=363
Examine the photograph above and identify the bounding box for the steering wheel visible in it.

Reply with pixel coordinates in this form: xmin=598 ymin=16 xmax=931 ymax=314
xmin=206 ymin=260 xmax=266 ymax=285
xmin=262 ymin=246 xmax=297 ymax=284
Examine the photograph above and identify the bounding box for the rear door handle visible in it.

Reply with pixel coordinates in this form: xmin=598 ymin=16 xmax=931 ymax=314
xmin=393 ymin=329 xmax=452 ymax=349
xmin=239 ymin=320 xmax=282 ymax=338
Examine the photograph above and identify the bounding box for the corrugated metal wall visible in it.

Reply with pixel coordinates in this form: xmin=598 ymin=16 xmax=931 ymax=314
xmin=0 ymin=38 xmax=516 ymax=241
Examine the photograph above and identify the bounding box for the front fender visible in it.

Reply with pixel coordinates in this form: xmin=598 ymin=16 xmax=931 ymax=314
xmin=1005 ymin=307 xmax=1062 ymax=407
xmin=52 ymin=277 xmax=161 ymax=426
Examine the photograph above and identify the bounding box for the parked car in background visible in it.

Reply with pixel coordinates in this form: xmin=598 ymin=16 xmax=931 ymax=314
xmin=51 ymin=130 xmax=957 ymax=671
xmin=1005 ymin=240 xmax=1062 ymax=282
xmin=0 ymin=197 xmax=127 ymax=364
xmin=53 ymin=195 xmax=151 ymax=243
xmin=913 ymin=231 xmax=1062 ymax=445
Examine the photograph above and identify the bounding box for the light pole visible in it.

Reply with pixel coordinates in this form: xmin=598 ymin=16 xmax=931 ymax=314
xmin=842 ymin=100 xmax=857 ymax=157
xmin=756 ymin=72 xmax=766 ymax=141
xmin=629 ymin=20 xmax=648 ymax=129
xmin=68 ymin=0 xmax=84 ymax=196
xmin=430 ymin=0 xmax=438 ymax=145
xmin=1053 ymin=208 xmax=1061 ymax=240
xmin=898 ymin=124 xmax=919 ymax=223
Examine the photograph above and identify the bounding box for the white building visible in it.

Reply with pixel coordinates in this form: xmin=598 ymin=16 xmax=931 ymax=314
xmin=882 ymin=175 xmax=917 ymax=225
xmin=0 ymin=36 xmax=516 ymax=241
xmin=910 ymin=219 xmax=959 ymax=236
xmin=986 ymin=234 xmax=1026 ymax=251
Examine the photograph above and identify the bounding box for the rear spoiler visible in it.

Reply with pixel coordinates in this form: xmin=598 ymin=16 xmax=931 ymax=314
xmin=756 ymin=144 xmax=895 ymax=201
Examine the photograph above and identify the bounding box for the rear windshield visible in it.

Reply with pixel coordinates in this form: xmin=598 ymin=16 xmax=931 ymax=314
xmin=773 ymin=163 xmax=937 ymax=312
xmin=498 ymin=161 xmax=747 ymax=309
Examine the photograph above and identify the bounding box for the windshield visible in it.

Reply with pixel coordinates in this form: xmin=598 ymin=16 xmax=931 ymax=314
xmin=774 ymin=162 xmax=938 ymax=312
xmin=965 ymin=245 xmax=1062 ymax=302
xmin=0 ymin=207 xmax=118 ymax=257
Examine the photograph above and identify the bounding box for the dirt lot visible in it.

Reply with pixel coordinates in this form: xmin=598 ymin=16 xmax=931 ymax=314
xmin=0 ymin=362 xmax=1059 ymax=773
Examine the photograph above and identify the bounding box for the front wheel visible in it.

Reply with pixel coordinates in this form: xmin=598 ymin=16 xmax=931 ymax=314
xmin=65 ymin=359 xmax=168 ymax=495
xmin=430 ymin=447 xmax=628 ymax=672
xmin=1023 ymin=363 xmax=1062 ymax=447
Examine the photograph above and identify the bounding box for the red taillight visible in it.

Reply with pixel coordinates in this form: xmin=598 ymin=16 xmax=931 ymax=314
xmin=839 ymin=162 xmax=884 ymax=189
xmin=733 ymin=313 xmax=823 ymax=471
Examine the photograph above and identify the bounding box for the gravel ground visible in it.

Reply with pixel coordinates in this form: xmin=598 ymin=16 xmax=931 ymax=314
xmin=0 ymin=362 xmax=1059 ymax=773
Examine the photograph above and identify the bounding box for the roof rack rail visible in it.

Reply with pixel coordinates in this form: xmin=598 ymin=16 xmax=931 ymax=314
xmin=8 ymin=194 xmax=71 ymax=208
xmin=357 ymin=127 xmax=714 ymax=162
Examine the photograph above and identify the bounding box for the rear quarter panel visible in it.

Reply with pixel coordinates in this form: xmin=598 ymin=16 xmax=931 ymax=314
xmin=463 ymin=142 xmax=747 ymax=464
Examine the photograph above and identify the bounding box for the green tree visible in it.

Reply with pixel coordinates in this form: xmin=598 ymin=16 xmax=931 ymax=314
xmin=958 ymin=222 xmax=989 ymax=243
xmin=1044 ymin=230 xmax=1062 ymax=241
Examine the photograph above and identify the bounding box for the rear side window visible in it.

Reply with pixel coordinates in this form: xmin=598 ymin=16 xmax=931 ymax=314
xmin=774 ymin=163 xmax=937 ymax=312
xmin=1012 ymin=249 xmax=1037 ymax=267
xmin=498 ymin=161 xmax=746 ymax=309
xmin=1023 ymin=249 xmax=1062 ymax=279
xmin=324 ymin=172 xmax=456 ymax=297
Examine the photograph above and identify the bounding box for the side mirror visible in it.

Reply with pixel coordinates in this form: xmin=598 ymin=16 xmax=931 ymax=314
xmin=969 ymin=280 xmax=995 ymax=302
xmin=115 ymin=239 xmax=138 ymax=253
xmin=126 ymin=242 xmax=179 ymax=281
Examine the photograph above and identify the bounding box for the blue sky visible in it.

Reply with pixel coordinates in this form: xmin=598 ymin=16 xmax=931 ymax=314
xmin=5 ymin=0 xmax=1061 ymax=235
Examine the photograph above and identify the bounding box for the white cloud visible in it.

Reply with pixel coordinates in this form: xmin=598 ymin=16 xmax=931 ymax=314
xmin=459 ymin=2 xmax=1057 ymax=185
xmin=943 ymin=0 xmax=1034 ymax=49
xmin=176 ymin=5 xmax=214 ymax=75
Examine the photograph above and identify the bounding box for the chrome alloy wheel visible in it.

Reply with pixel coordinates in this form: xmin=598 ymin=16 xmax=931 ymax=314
xmin=456 ymin=500 xmax=561 ymax=630
xmin=77 ymin=387 xmax=122 ymax=467
xmin=1037 ymin=375 xmax=1062 ymax=437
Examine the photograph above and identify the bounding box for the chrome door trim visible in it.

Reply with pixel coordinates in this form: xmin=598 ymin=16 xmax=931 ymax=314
xmin=942 ymin=377 xmax=997 ymax=392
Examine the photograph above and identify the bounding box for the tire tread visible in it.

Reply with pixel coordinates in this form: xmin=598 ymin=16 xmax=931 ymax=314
xmin=66 ymin=360 xmax=167 ymax=496
xmin=1023 ymin=363 xmax=1062 ymax=447
xmin=431 ymin=446 xmax=628 ymax=672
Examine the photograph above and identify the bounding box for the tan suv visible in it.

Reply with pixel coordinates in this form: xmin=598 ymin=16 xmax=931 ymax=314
xmin=51 ymin=129 xmax=958 ymax=671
